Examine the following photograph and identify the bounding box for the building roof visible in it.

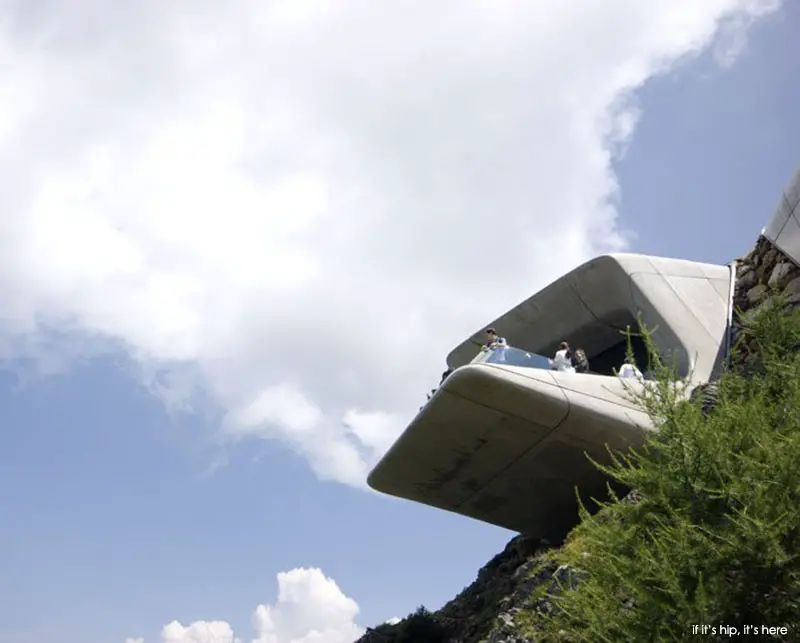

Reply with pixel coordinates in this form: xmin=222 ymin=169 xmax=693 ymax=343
xmin=446 ymin=253 xmax=732 ymax=383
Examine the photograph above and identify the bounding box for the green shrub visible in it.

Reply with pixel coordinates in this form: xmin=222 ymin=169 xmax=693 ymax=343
xmin=369 ymin=606 xmax=447 ymax=643
xmin=535 ymin=302 xmax=800 ymax=641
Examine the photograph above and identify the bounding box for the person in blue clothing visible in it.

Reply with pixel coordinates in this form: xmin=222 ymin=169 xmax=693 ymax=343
xmin=482 ymin=328 xmax=508 ymax=363
xmin=483 ymin=327 xmax=507 ymax=349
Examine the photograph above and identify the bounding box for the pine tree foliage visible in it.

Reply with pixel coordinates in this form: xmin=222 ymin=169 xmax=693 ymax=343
xmin=533 ymin=301 xmax=800 ymax=641
xmin=367 ymin=606 xmax=447 ymax=642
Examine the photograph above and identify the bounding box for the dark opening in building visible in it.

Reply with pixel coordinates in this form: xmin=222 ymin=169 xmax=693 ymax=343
xmin=587 ymin=335 xmax=650 ymax=376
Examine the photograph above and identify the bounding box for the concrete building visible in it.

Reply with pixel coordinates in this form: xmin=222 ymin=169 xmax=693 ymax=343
xmin=368 ymin=253 xmax=736 ymax=540
xmin=763 ymin=166 xmax=800 ymax=269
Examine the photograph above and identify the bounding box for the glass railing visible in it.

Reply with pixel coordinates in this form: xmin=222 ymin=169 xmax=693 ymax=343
xmin=470 ymin=345 xmax=551 ymax=369
xmin=420 ymin=346 xmax=655 ymax=409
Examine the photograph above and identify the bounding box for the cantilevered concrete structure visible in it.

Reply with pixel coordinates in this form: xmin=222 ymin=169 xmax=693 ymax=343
xmin=763 ymin=166 xmax=800 ymax=268
xmin=368 ymin=253 xmax=735 ymax=540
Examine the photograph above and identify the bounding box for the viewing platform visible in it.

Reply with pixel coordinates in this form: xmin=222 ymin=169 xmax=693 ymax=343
xmin=368 ymin=253 xmax=735 ymax=540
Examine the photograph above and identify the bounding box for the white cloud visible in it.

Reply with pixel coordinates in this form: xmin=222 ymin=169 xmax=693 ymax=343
xmin=711 ymin=0 xmax=782 ymax=66
xmin=161 ymin=621 xmax=239 ymax=643
xmin=127 ymin=568 xmax=363 ymax=643
xmin=252 ymin=568 xmax=363 ymax=643
xmin=0 ymin=0 xmax=782 ymax=486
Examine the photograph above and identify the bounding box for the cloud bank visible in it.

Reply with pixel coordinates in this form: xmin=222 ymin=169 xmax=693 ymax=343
xmin=127 ymin=567 xmax=363 ymax=643
xmin=0 ymin=0 xmax=781 ymax=486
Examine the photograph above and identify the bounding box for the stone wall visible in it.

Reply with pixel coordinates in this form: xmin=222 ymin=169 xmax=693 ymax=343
xmin=730 ymin=235 xmax=800 ymax=372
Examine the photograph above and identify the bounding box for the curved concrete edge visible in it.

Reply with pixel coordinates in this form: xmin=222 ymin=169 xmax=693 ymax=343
xmin=725 ymin=260 xmax=737 ymax=365
xmin=763 ymin=166 xmax=800 ymax=268
xmin=445 ymin=253 xmax=730 ymax=384
xmin=367 ymin=364 xmax=656 ymax=539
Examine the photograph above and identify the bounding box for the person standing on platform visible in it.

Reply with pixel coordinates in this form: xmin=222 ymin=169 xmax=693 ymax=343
xmin=482 ymin=328 xmax=508 ymax=363
xmin=549 ymin=341 xmax=576 ymax=372
xmin=572 ymin=348 xmax=590 ymax=373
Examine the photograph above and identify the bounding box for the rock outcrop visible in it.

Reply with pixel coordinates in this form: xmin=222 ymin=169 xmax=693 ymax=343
xmin=357 ymin=234 xmax=800 ymax=643
xmin=355 ymin=535 xmax=560 ymax=643
xmin=730 ymin=236 xmax=800 ymax=374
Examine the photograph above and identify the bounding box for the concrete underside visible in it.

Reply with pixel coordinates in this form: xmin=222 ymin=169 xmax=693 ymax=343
xmin=367 ymin=363 xmax=654 ymax=540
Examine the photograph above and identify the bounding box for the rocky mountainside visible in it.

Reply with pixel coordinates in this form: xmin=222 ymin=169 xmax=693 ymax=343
xmin=355 ymin=232 xmax=800 ymax=643
xmin=356 ymin=533 xmax=557 ymax=643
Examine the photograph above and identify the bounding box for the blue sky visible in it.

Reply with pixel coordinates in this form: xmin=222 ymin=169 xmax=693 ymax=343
xmin=0 ymin=2 xmax=796 ymax=642
xmin=617 ymin=4 xmax=799 ymax=265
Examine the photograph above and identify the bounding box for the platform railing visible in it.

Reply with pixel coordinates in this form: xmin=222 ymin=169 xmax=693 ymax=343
xmin=420 ymin=345 xmax=653 ymax=409
xmin=420 ymin=346 xmax=550 ymax=409
xmin=470 ymin=345 xmax=551 ymax=369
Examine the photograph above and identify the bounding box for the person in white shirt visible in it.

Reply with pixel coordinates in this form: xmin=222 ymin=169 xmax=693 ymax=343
xmin=549 ymin=341 xmax=576 ymax=373
xmin=618 ymin=361 xmax=643 ymax=378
